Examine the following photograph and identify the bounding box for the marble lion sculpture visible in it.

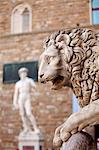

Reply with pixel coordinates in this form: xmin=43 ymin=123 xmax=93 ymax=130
xmin=38 ymin=28 xmax=99 ymax=148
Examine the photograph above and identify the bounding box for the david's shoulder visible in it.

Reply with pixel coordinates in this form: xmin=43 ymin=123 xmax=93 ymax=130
xmin=27 ymin=77 xmax=34 ymax=82
xmin=15 ymin=80 xmax=21 ymax=87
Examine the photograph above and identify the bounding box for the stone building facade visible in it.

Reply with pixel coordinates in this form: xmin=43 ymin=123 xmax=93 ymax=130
xmin=0 ymin=0 xmax=90 ymax=35
xmin=0 ymin=0 xmax=99 ymax=150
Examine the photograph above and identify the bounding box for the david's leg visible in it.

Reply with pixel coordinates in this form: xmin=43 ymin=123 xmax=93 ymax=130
xmin=25 ymin=99 xmax=39 ymax=132
xmin=19 ymin=99 xmax=31 ymax=132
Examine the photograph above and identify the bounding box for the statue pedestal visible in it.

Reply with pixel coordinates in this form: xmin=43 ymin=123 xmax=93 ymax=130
xmin=18 ymin=131 xmax=44 ymax=150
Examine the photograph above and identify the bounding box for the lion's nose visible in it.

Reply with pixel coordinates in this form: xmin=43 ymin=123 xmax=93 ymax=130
xmin=40 ymin=73 xmax=44 ymax=78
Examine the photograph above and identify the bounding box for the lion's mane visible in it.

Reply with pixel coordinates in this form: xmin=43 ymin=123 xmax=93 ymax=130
xmin=44 ymin=28 xmax=99 ymax=107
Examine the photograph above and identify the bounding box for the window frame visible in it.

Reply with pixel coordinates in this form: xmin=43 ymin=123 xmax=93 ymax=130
xmin=90 ymin=0 xmax=99 ymax=24
xmin=11 ymin=4 xmax=32 ymax=34
xmin=89 ymin=0 xmax=93 ymax=24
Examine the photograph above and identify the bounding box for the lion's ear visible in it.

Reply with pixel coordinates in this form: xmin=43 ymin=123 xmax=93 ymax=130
xmin=55 ymin=34 xmax=70 ymax=50
xmin=56 ymin=34 xmax=70 ymax=45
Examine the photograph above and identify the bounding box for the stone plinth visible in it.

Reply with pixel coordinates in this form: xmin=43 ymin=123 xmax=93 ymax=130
xmin=18 ymin=131 xmax=44 ymax=150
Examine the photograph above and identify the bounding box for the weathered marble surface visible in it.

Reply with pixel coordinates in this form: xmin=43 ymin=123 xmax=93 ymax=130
xmin=39 ymin=28 xmax=99 ymax=148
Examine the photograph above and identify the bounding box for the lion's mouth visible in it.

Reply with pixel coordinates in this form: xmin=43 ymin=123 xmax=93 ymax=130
xmin=51 ymin=75 xmax=65 ymax=90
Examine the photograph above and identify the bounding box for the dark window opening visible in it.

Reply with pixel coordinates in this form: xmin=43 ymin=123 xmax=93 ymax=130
xmin=3 ymin=61 xmax=38 ymax=84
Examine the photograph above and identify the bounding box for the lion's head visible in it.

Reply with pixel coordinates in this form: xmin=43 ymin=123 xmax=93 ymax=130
xmin=38 ymin=31 xmax=73 ymax=89
xmin=39 ymin=28 xmax=97 ymax=90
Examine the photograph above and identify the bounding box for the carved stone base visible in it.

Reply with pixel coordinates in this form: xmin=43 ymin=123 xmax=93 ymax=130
xmin=18 ymin=131 xmax=44 ymax=150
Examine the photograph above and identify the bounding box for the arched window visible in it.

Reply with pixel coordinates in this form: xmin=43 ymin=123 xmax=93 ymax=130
xmin=90 ymin=0 xmax=99 ymax=24
xmin=11 ymin=4 xmax=32 ymax=34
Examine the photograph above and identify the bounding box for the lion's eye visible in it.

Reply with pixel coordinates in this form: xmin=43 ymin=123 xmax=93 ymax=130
xmin=44 ymin=56 xmax=55 ymax=64
xmin=50 ymin=56 xmax=55 ymax=61
xmin=44 ymin=56 xmax=51 ymax=64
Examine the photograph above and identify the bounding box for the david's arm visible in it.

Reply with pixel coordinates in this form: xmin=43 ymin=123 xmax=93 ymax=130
xmin=13 ymin=84 xmax=19 ymax=109
xmin=30 ymin=78 xmax=37 ymax=90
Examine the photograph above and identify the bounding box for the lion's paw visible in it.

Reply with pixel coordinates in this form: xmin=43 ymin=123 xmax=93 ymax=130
xmin=60 ymin=131 xmax=71 ymax=142
xmin=53 ymin=136 xmax=63 ymax=147
xmin=53 ymin=125 xmax=63 ymax=147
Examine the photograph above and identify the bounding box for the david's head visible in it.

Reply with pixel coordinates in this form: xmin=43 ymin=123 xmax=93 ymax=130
xmin=18 ymin=67 xmax=28 ymax=80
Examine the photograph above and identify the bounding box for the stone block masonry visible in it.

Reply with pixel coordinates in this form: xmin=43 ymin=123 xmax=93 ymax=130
xmin=0 ymin=0 xmax=89 ymax=35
